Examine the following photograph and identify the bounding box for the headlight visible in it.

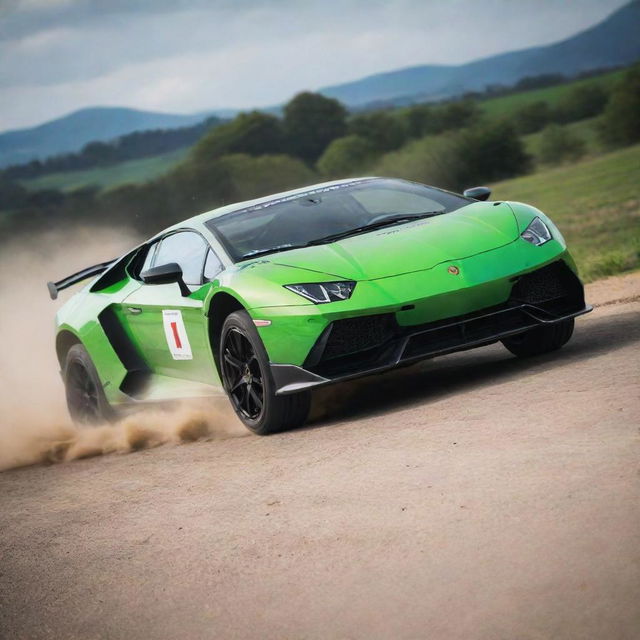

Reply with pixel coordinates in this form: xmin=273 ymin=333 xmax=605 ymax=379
xmin=284 ymin=281 xmax=356 ymax=304
xmin=521 ymin=217 xmax=552 ymax=246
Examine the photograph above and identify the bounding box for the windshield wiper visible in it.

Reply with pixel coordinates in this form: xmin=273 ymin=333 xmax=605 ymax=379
xmin=306 ymin=211 xmax=442 ymax=245
xmin=237 ymin=211 xmax=443 ymax=261
xmin=238 ymin=243 xmax=312 ymax=261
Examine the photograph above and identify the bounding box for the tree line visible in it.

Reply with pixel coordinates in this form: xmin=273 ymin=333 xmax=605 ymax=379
xmin=1 ymin=116 xmax=222 ymax=180
xmin=1 ymin=64 xmax=638 ymax=244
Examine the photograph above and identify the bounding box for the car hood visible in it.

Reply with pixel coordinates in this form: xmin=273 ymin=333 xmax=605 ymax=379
xmin=270 ymin=201 xmax=519 ymax=280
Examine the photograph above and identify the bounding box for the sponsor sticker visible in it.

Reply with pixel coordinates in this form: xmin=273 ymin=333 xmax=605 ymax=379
xmin=162 ymin=309 xmax=193 ymax=360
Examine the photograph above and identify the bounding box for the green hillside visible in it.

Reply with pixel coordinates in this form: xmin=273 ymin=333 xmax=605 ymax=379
xmin=491 ymin=143 xmax=640 ymax=282
xmin=18 ymin=68 xmax=626 ymax=194
xmin=480 ymin=69 xmax=624 ymax=118
xmin=20 ymin=146 xmax=190 ymax=193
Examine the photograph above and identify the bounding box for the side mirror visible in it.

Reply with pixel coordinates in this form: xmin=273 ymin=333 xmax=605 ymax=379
xmin=463 ymin=186 xmax=491 ymax=201
xmin=141 ymin=262 xmax=190 ymax=296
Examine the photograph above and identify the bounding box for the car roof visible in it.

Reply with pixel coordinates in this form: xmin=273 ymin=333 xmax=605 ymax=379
xmin=162 ymin=177 xmax=379 ymax=235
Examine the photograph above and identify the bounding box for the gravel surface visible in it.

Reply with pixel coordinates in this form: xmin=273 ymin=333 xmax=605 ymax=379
xmin=1 ymin=277 xmax=639 ymax=640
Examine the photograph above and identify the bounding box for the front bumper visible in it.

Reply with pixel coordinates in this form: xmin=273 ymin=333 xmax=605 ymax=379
xmin=269 ymin=260 xmax=591 ymax=395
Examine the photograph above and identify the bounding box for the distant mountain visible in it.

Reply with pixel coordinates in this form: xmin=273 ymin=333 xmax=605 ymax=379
xmin=1 ymin=2 xmax=638 ymax=169
xmin=320 ymin=0 xmax=640 ymax=107
xmin=0 ymin=107 xmax=214 ymax=168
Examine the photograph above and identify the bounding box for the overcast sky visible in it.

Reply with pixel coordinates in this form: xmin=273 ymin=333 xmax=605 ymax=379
xmin=0 ymin=0 xmax=629 ymax=132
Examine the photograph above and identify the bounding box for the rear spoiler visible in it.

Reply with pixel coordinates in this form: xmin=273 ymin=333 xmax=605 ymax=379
xmin=47 ymin=259 xmax=115 ymax=300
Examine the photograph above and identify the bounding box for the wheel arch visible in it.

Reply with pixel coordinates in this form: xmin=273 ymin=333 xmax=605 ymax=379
xmin=207 ymin=291 xmax=246 ymax=375
xmin=55 ymin=329 xmax=82 ymax=369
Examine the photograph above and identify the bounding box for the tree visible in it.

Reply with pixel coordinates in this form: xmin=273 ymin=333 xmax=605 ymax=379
xmin=453 ymin=120 xmax=532 ymax=187
xmin=191 ymin=111 xmax=285 ymax=164
xmin=554 ymin=85 xmax=609 ymax=123
xmin=401 ymin=99 xmax=479 ymax=140
xmin=374 ymin=121 xmax=531 ymax=192
xmin=512 ymin=101 xmax=552 ymax=134
xmin=283 ymin=92 xmax=347 ymax=163
xmin=438 ymin=100 xmax=481 ymax=131
xmin=220 ymin=154 xmax=316 ymax=201
xmin=403 ymin=104 xmax=437 ymax=139
xmin=539 ymin=124 xmax=586 ymax=165
xmin=81 ymin=141 xmax=118 ymax=166
xmin=598 ymin=65 xmax=640 ymax=148
xmin=0 ymin=177 xmax=29 ymax=210
xmin=317 ymin=135 xmax=376 ymax=177
xmin=348 ymin=111 xmax=406 ymax=152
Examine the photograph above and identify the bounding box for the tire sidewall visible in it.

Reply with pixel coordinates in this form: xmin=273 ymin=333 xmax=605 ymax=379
xmin=220 ymin=311 xmax=276 ymax=434
xmin=64 ymin=343 xmax=114 ymax=425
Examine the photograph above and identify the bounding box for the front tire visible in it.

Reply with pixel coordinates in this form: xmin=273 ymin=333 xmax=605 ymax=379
xmin=220 ymin=311 xmax=310 ymax=435
xmin=64 ymin=343 xmax=115 ymax=425
xmin=501 ymin=318 xmax=575 ymax=357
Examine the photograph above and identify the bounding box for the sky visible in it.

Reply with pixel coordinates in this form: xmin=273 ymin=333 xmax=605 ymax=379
xmin=0 ymin=0 xmax=630 ymax=132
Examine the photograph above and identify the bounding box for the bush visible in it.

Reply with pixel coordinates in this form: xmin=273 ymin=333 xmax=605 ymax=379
xmin=402 ymin=99 xmax=480 ymax=139
xmin=512 ymin=101 xmax=553 ymax=134
xmin=438 ymin=100 xmax=481 ymax=131
xmin=317 ymin=135 xmax=376 ymax=177
xmin=375 ymin=121 xmax=531 ymax=191
xmin=598 ymin=65 xmax=640 ymax=148
xmin=348 ymin=112 xmax=406 ymax=152
xmin=220 ymin=154 xmax=317 ymax=201
xmin=538 ymin=124 xmax=586 ymax=165
xmin=191 ymin=111 xmax=285 ymax=164
xmin=554 ymin=85 xmax=609 ymax=124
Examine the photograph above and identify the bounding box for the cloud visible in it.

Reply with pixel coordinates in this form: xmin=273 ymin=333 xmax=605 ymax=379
xmin=0 ymin=0 xmax=630 ymax=130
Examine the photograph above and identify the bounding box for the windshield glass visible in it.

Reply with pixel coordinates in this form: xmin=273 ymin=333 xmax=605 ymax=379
xmin=206 ymin=178 xmax=470 ymax=262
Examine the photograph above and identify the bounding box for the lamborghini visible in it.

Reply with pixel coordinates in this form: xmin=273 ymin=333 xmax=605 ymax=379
xmin=49 ymin=178 xmax=591 ymax=434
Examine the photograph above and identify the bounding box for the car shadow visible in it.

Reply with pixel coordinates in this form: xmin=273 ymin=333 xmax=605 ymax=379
xmin=304 ymin=307 xmax=640 ymax=429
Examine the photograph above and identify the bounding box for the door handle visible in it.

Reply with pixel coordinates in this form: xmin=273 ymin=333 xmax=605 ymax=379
xmin=127 ymin=307 xmax=142 ymax=315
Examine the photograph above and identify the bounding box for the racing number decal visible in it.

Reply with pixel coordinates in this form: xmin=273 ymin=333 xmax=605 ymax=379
xmin=162 ymin=310 xmax=193 ymax=360
xmin=170 ymin=322 xmax=182 ymax=349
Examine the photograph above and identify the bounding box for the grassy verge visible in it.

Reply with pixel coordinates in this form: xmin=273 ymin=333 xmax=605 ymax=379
xmin=491 ymin=144 xmax=640 ymax=282
xmin=20 ymin=146 xmax=191 ymax=193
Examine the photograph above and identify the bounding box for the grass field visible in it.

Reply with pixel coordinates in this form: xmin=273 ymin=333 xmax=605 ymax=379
xmin=480 ymin=69 xmax=623 ymax=119
xmin=491 ymin=143 xmax=640 ymax=282
xmin=20 ymin=146 xmax=190 ymax=193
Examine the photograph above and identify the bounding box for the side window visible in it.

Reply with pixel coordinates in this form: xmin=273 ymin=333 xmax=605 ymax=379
xmin=140 ymin=242 xmax=158 ymax=274
xmin=153 ymin=231 xmax=208 ymax=286
xmin=203 ymin=249 xmax=223 ymax=281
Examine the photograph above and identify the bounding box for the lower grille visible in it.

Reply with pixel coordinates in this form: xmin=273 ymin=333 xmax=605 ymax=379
xmin=403 ymin=307 xmax=535 ymax=360
xmin=322 ymin=314 xmax=397 ymax=360
xmin=510 ymin=260 xmax=583 ymax=306
xmin=305 ymin=260 xmax=585 ymax=378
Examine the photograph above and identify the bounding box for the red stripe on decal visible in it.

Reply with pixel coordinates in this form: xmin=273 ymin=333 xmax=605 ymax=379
xmin=170 ymin=321 xmax=182 ymax=349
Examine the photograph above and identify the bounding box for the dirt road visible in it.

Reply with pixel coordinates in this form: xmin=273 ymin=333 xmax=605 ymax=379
xmin=1 ymin=278 xmax=639 ymax=639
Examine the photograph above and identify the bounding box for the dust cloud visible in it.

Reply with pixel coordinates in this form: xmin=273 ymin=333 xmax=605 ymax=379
xmin=0 ymin=229 xmax=243 ymax=472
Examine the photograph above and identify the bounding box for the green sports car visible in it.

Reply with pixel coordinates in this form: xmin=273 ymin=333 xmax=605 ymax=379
xmin=50 ymin=178 xmax=591 ymax=434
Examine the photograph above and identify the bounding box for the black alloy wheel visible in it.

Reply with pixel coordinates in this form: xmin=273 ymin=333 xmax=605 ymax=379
xmin=221 ymin=328 xmax=264 ymax=420
xmin=219 ymin=311 xmax=311 ymax=435
xmin=64 ymin=343 xmax=115 ymax=425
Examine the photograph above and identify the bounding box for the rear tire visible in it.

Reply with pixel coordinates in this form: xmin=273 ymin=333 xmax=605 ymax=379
xmin=501 ymin=318 xmax=574 ymax=357
xmin=220 ymin=311 xmax=310 ymax=435
xmin=64 ymin=343 xmax=115 ymax=425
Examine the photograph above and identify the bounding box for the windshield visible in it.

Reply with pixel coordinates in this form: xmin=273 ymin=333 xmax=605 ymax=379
xmin=206 ymin=178 xmax=471 ymax=262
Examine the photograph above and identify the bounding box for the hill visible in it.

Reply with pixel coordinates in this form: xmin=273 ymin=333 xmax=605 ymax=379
xmin=320 ymin=1 xmax=640 ymax=107
xmin=18 ymin=147 xmax=191 ymax=193
xmin=0 ymin=107 xmax=211 ymax=169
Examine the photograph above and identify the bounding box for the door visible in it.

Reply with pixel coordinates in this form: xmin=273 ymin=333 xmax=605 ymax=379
xmin=120 ymin=230 xmax=223 ymax=385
